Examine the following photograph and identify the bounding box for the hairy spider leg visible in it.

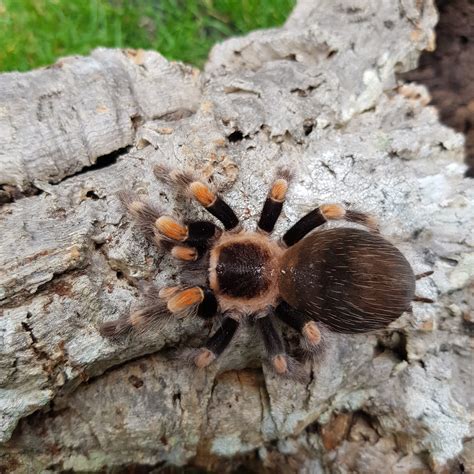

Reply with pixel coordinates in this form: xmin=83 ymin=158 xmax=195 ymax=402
xmin=413 ymin=271 xmax=435 ymax=303
xmin=155 ymin=216 xmax=220 ymax=259
xmin=100 ymin=283 xmax=169 ymax=338
xmin=117 ymin=191 xmax=163 ymax=242
xmin=257 ymin=167 xmax=293 ymax=234
xmin=282 ymin=204 xmax=378 ymax=247
xmin=275 ymin=301 xmax=321 ymax=349
xmin=154 ymin=165 xmax=240 ymax=231
xmin=100 ymin=284 xmax=219 ymax=339
xmin=194 ymin=314 xmax=240 ymax=367
xmin=255 ymin=310 xmax=291 ymax=375
xmin=119 ymin=190 xmax=220 ymax=259
xmin=160 ymin=286 xmax=217 ymax=318
xmin=416 ymin=270 xmax=434 ymax=280
xmin=412 ymin=295 xmax=434 ymax=303
xmin=197 ymin=288 xmax=219 ymax=318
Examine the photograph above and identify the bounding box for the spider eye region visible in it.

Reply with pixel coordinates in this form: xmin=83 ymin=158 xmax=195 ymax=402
xmin=215 ymin=241 xmax=272 ymax=298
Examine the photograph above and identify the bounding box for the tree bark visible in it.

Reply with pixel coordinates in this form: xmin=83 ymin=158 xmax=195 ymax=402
xmin=0 ymin=1 xmax=472 ymax=472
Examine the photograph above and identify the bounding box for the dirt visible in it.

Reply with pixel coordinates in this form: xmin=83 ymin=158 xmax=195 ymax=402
xmin=404 ymin=0 xmax=474 ymax=177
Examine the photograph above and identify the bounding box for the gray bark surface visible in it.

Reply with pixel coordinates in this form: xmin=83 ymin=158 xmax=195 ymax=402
xmin=1 ymin=1 xmax=472 ymax=472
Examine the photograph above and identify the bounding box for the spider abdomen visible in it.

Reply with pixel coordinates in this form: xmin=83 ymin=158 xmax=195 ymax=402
xmin=279 ymin=228 xmax=416 ymax=333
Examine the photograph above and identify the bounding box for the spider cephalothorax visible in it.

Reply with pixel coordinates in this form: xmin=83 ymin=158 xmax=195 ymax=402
xmin=101 ymin=166 xmax=429 ymax=377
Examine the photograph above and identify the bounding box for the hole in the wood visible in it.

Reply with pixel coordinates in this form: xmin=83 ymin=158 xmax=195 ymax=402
xmin=21 ymin=321 xmax=38 ymax=343
xmin=86 ymin=190 xmax=100 ymax=200
xmin=131 ymin=114 xmax=143 ymax=129
xmin=375 ymin=332 xmax=409 ymax=362
xmin=306 ymin=421 xmax=320 ymax=434
xmin=227 ymin=130 xmax=244 ymax=142
xmin=75 ymin=146 xmax=130 ymax=177
xmin=128 ymin=375 xmax=144 ymax=389
xmin=303 ymin=120 xmax=314 ymax=136
xmin=346 ymin=6 xmax=362 ymax=14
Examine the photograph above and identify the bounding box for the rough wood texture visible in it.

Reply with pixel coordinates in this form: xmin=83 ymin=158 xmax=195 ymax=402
xmin=0 ymin=49 xmax=200 ymax=194
xmin=1 ymin=1 xmax=473 ymax=472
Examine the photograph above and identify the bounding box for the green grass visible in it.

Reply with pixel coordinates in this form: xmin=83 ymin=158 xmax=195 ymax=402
xmin=0 ymin=0 xmax=295 ymax=72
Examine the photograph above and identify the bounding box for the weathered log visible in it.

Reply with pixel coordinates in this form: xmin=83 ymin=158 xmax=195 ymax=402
xmin=0 ymin=0 xmax=472 ymax=472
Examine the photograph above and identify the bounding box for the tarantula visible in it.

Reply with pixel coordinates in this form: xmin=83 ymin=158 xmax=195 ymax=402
xmin=101 ymin=166 xmax=429 ymax=377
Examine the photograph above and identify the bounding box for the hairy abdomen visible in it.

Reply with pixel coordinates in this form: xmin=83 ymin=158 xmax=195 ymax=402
xmin=279 ymin=228 xmax=416 ymax=333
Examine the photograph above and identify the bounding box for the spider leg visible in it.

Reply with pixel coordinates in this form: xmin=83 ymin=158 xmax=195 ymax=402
xmin=118 ymin=191 xmax=163 ymax=242
xmin=282 ymin=204 xmax=378 ymax=247
xmin=257 ymin=167 xmax=293 ymax=234
xmin=154 ymin=165 xmax=240 ymax=230
xmin=193 ymin=313 xmax=240 ymax=368
xmin=412 ymin=271 xmax=434 ymax=304
xmin=119 ymin=191 xmax=220 ymax=259
xmin=164 ymin=286 xmax=207 ymax=314
xmin=275 ymin=301 xmax=321 ymax=350
xmin=255 ymin=309 xmax=293 ymax=376
xmin=100 ymin=285 xmax=218 ymax=339
xmin=416 ymin=270 xmax=434 ymax=280
xmin=161 ymin=286 xmax=219 ymax=319
xmin=155 ymin=216 xmax=220 ymax=258
xmin=100 ymin=283 xmax=169 ymax=339
xmin=413 ymin=295 xmax=434 ymax=303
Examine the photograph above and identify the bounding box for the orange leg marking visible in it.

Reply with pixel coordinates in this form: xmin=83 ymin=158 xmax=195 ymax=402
xmin=155 ymin=216 xmax=188 ymax=241
xmin=320 ymin=203 xmax=346 ymax=220
xmin=272 ymin=354 xmax=288 ymax=374
xmin=189 ymin=181 xmax=216 ymax=207
xmin=302 ymin=321 xmax=321 ymax=345
xmin=167 ymin=287 xmax=204 ymax=314
xmin=171 ymin=246 xmax=198 ymax=261
xmin=270 ymin=179 xmax=289 ymax=202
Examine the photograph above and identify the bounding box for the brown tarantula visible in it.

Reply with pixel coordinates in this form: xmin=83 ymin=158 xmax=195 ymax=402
xmin=101 ymin=166 xmax=430 ymax=377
